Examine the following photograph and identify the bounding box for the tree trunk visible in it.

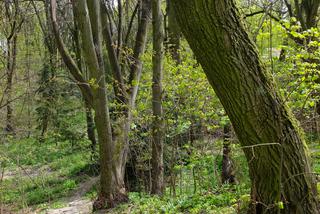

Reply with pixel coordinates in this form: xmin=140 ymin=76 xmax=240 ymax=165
xmin=221 ymin=123 xmax=236 ymax=184
xmin=78 ymin=0 xmax=121 ymax=208
xmin=166 ymin=0 xmax=181 ymax=64
xmin=71 ymin=3 xmax=97 ymax=150
xmin=151 ymin=0 xmax=165 ymax=195
xmin=100 ymin=0 xmax=152 ymax=193
xmin=85 ymin=101 xmax=97 ymax=151
xmin=172 ymin=0 xmax=318 ymax=213
xmin=5 ymin=35 xmax=17 ymax=134
xmin=128 ymin=0 xmax=152 ymax=104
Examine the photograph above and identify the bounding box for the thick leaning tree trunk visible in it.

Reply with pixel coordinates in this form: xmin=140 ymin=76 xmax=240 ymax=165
xmin=172 ymin=0 xmax=318 ymax=213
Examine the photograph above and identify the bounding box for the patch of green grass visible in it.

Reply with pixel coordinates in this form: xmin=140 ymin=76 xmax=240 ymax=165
xmin=0 ymin=137 xmax=95 ymax=210
xmin=112 ymin=186 xmax=250 ymax=214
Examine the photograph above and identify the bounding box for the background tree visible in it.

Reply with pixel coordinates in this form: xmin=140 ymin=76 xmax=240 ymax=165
xmin=2 ymin=0 xmax=24 ymax=134
xmin=151 ymin=0 xmax=165 ymax=195
xmin=50 ymin=0 xmax=117 ymax=208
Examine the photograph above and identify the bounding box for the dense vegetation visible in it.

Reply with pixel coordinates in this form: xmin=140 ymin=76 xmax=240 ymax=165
xmin=0 ymin=0 xmax=319 ymax=213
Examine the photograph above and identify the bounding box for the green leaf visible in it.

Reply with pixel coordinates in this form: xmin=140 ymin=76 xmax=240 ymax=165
xmin=277 ymin=201 xmax=284 ymax=209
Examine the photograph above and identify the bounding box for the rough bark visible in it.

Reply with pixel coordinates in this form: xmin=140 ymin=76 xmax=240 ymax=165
xmin=166 ymin=0 xmax=181 ymax=64
xmin=172 ymin=0 xmax=318 ymax=213
xmin=151 ymin=0 xmax=165 ymax=195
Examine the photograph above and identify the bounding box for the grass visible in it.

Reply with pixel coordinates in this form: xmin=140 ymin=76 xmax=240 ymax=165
xmin=0 ymin=137 xmax=96 ymax=211
xmin=0 ymin=135 xmax=319 ymax=213
xmin=109 ymin=186 xmax=250 ymax=214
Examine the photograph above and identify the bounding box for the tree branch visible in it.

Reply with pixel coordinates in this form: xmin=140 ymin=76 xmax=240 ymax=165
xmin=50 ymin=0 xmax=93 ymax=106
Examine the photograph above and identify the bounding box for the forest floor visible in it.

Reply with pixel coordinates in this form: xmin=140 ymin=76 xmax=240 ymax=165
xmin=46 ymin=177 xmax=98 ymax=214
xmin=0 ymin=136 xmax=319 ymax=214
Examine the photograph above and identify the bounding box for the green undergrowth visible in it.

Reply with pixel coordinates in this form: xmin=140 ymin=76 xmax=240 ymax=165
xmin=309 ymin=136 xmax=320 ymax=175
xmin=111 ymin=186 xmax=250 ymax=214
xmin=102 ymin=141 xmax=251 ymax=214
xmin=0 ymin=137 xmax=97 ymax=211
xmin=1 ymin=136 xmax=319 ymax=213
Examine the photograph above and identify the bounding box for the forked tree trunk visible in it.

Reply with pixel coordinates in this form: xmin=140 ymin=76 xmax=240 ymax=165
xmin=151 ymin=0 xmax=165 ymax=195
xmin=172 ymin=0 xmax=318 ymax=213
xmin=51 ymin=0 xmax=117 ymax=208
xmin=100 ymin=0 xmax=152 ymax=194
xmin=78 ymin=0 xmax=122 ymax=208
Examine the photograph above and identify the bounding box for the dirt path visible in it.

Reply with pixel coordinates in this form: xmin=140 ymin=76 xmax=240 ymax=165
xmin=45 ymin=176 xmax=99 ymax=214
xmin=45 ymin=199 xmax=93 ymax=214
xmin=2 ymin=165 xmax=51 ymax=181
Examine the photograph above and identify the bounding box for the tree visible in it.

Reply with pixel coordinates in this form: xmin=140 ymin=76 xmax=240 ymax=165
xmin=99 ymin=0 xmax=152 ymax=194
xmin=32 ymin=0 xmax=59 ymax=141
xmin=151 ymin=0 xmax=165 ymax=195
xmin=284 ymin=0 xmax=319 ymax=31
xmin=2 ymin=0 xmax=23 ymax=134
xmin=50 ymin=0 xmax=153 ymax=208
xmin=171 ymin=0 xmax=318 ymax=213
xmin=166 ymin=0 xmax=181 ymax=64
xmin=50 ymin=0 xmax=117 ymax=208
xmin=71 ymin=1 xmax=97 ymax=150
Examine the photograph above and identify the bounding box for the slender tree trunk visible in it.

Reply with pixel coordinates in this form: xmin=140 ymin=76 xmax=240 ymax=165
xmin=124 ymin=0 xmax=152 ymax=192
xmin=71 ymin=3 xmax=97 ymax=150
xmin=5 ymin=35 xmax=17 ymax=134
xmin=128 ymin=0 xmax=152 ymax=104
xmin=172 ymin=0 xmax=318 ymax=213
xmin=151 ymin=0 xmax=165 ymax=195
xmin=24 ymin=26 xmax=32 ymax=138
xmin=85 ymin=101 xmax=97 ymax=151
xmin=221 ymin=123 xmax=236 ymax=184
